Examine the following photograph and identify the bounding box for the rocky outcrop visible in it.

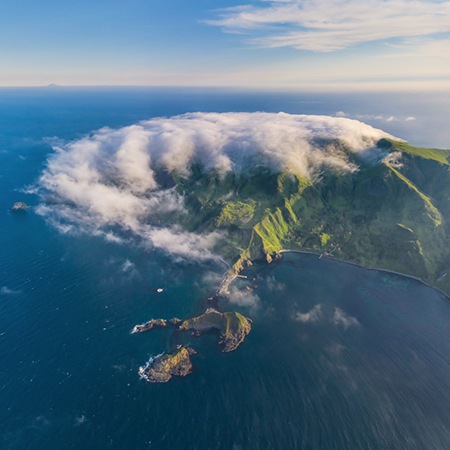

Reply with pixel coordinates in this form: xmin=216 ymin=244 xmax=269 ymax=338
xmin=133 ymin=309 xmax=251 ymax=383
xmin=131 ymin=319 xmax=167 ymax=334
xmin=138 ymin=347 xmax=197 ymax=383
xmin=179 ymin=308 xmax=252 ymax=352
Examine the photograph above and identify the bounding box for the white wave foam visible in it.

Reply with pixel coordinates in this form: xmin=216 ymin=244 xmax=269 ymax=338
xmin=138 ymin=353 xmax=164 ymax=381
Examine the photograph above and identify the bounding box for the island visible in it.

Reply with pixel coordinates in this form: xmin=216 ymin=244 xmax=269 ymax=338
xmin=132 ymin=309 xmax=252 ymax=353
xmin=132 ymin=308 xmax=251 ymax=381
xmin=168 ymin=138 xmax=450 ymax=296
xmin=138 ymin=347 xmax=197 ymax=383
xmin=38 ymin=113 xmax=450 ymax=296
xmin=131 ymin=135 xmax=450 ymax=382
xmin=179 ymin=308 xmax=252 ymax=352
xmin=37 ymin=113 xmax=450 ymax=387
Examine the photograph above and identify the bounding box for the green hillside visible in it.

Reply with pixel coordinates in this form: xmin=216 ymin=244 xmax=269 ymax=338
xmin=166 ymin=139 xmax=450 ymax=295
xmin=385 ymin=139 xmax=450 ymax=165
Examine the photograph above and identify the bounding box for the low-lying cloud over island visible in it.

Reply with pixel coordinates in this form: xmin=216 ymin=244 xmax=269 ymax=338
xmin=37 ymin=112 xmax=395 ymax=259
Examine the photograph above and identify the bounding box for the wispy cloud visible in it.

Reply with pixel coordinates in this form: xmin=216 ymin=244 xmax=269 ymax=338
xmin=336 ymin=112 xmax=416 ymax=123
xmin=383 ymin=37 xmax=450 ymax=59
xmin=37 ymin=112 xmax=394 ymax=260
xmin=120 ymin=259 xmax=140 ymax=280
xmin=333 ymin=307 xmax=360 ymax=329
xmin=266 ymin=275 xmax=286 ymax=292
xmin=295 ymin=304 xmax=323 ymax=323
xmin=295 ymin=305 xmax=360 ymax=330
xmin=1 ymin=286 xmax=22 ymax=296
xmin=207 ymin=0 xmax=450 ymax=52
xmin=227 ymin=286 xmax=261 ymax=313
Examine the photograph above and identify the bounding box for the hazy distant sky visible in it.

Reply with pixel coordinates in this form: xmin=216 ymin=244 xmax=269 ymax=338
xmin=1 ymin=0 xmax=449 ymax=90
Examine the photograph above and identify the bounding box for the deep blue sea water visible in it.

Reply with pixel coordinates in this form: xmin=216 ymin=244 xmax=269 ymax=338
xmin=1 ymin=87 xmax=450 ymax=449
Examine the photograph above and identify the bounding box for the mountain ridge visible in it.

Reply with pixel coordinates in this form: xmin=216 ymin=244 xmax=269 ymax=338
xmin=171 ymin=138 xmax=450 ymax=295
xmin=36 ymin=112 xmax=450 ymax=294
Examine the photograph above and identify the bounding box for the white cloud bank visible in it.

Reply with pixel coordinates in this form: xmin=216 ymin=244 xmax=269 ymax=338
xmin=37 ymin=112 xmax=394 ymax=259
xmin=207 ymin=0 xmax=450 ymax=52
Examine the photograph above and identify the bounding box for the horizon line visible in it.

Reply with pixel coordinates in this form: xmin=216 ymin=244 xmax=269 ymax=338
xmin=1 ymin=83 xmax=450 ymax=93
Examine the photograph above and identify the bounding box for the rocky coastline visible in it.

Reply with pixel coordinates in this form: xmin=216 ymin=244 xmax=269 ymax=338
xmin=179 ymin=308 xmax=252 ymax=352
xmin=138 ymin=347 xmax=197 ymax=383
xmin=133 ymin=307 xmax=252 ymax=382
xmin=131 ymin=318 xmax=167 ymax=334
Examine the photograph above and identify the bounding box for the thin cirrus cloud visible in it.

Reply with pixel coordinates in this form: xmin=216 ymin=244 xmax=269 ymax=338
xmin=335 ymin=112 xmax=416 ymax=123
xmin=206 ymin=0 xmax=450 ymax=52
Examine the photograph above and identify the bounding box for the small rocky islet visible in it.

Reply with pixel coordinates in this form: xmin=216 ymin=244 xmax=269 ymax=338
xmin=131 ymin=318 xmax=167 ymax=334
xmin=133 ymin=308 xmax=252 ymax=383
xmin=179 ymin=308 xmax=252 ymax=352
xmin=138 ymin=347 xmax=197 ymax=383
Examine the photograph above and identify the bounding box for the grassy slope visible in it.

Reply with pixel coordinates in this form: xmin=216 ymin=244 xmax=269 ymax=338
xmin=179 ymin=310 xmax=251 ymax=351
xmin=168 ymin=140 xmax=450 ymax=295
xmin=389 ymin=139 xmax=450 ymax=165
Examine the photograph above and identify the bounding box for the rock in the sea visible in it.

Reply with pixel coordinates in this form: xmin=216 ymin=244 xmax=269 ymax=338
xmin=169 ymin=317 xmax=182 ymax=325
xmin=179 ymin=308 xmax=252 ymax=352
xmin=11 ymin=202 xmax=29 ymax=211
xmin=131 ymin=318 xmax=167 ymax=334
xmin=138 ymin=347 xmax=197 ymax=383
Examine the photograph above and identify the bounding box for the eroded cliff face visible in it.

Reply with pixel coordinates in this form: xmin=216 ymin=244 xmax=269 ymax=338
xmin=179 ymin=308 xmax=252 ymax=352
xmin=138 ymin=347 xmax=197 ymax=383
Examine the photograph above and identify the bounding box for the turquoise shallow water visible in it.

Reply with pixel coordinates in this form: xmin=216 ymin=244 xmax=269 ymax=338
xmin=1 ymin=88 xmax=450 ymax=449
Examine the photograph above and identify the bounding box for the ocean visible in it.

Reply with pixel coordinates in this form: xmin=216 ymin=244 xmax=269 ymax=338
xmin=1 ymin=87 xmax=450 ymax=449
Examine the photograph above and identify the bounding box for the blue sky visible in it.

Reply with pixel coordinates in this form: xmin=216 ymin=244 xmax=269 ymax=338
xmin=1 ymin=0 xmax=449 ymax=90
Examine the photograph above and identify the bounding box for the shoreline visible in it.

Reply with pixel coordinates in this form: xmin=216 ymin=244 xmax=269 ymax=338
xmin=217 ymin=271 xmax=237 ymax=296
xmin=215 ymin=249 xmax=450 ymax=301
xmin=279 ymin=249 xmax=450 ymax=300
